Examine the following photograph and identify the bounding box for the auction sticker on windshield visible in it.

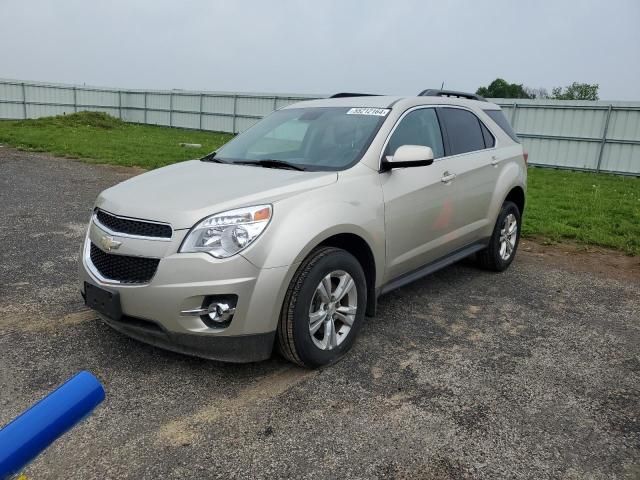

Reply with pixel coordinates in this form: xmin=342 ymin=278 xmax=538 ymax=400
xmin=346 ymin=108 xmax=390 ymax=116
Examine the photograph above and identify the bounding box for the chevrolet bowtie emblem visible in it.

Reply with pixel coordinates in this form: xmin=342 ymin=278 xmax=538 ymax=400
xmin=100 ymin=235 xmax=122 ymax=252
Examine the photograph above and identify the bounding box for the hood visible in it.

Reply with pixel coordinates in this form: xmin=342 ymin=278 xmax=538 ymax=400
xmin=96 ymin=160 xmax=337 ymax=229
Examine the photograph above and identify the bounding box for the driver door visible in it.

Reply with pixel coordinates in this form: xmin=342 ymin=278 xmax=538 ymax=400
xmin=380 ymin=107 xmax=460 ymax=281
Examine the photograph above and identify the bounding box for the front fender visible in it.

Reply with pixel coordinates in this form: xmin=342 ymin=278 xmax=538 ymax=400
xmin=241 ymin=167 xmax=385 ymax=286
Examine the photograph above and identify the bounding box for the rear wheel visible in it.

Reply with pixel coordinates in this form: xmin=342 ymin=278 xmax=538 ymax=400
xmin=278 ymin=247 xmax=366 ymax=368
xmin=477 ymin=201 xmax=521 ymax=272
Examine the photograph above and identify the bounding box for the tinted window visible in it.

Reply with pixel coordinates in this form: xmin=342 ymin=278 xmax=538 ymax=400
xmin=485 ymin=109 xmax=520 ymax=143
xmin=481 ymin=123 xmax=495 ymax=148
xmin=440 ymin=108 xmax=485 ymax=155
xmin=385 ymin=108 xmax=444 ymax=158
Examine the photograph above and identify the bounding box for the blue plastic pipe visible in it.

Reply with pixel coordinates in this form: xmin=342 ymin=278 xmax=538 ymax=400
xmin=0 ymin=371 xmax=105 ymax=479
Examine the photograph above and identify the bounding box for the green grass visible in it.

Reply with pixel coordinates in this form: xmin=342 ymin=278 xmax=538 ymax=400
xmin=525 ymin=168 xmax=639 ymax=255
xmin=0 ymin=112 xmax=233 ymax=168
xmin=0 ymin=112 xmax=638 ymax=254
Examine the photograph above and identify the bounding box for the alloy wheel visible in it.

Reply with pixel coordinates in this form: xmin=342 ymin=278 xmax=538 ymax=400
xmin=499 ymin=213 xmax=518 ymax=260
xmin=308 ymin=270 xmax=357 ymax=350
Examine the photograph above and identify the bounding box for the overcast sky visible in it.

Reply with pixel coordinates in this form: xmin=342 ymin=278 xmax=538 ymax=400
xmin=2 ymin=0 xmax=639 ymax=100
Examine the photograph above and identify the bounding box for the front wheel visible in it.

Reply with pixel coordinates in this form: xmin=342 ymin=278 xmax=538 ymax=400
xmin=277 ymin=247 xmax=367 ymax=368
xmin=476 ymin=201 xmax=521 ymax=272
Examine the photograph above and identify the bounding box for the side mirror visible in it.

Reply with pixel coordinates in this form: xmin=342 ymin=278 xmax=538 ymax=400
xmin=383 ymin=145 xmax=434 ymax=169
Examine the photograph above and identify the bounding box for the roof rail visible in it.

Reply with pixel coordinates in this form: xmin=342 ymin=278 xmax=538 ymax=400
xmin=418 ymin=89 xmax=487 ymax=102
xmin=329 ymin=92 xmax=380 ymax=98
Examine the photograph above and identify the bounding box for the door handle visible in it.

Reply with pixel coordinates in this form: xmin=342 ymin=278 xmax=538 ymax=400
xmin=441 ymin=172 xmax=456 ymax=183
xmin=490 ymin=155 xmax=499 ymax=166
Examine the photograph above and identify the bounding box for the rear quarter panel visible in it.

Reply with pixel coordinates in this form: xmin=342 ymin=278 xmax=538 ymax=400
xmin=483 ymin=144 xmax=527 ymax=238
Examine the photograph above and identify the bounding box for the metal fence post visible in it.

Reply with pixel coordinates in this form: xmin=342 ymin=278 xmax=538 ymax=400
xmin=21 ymin=82 xmax=27 ymax=119
xmin=73 ymin=87 xmax=78 ymax=113
xmin=143 ymin=91 xmax=147 ymax=124
xmin=511 ymin=103 xmax=519 ymax=128
xmin=232 ymin=94 xmax=238 ymax=134
xmin=272 ymin=96 xmax=278 ymax=112
xmin=199 ymin=93 xmax=204 ymax=130
xmin=118 ymin=91 xmax=122 ymax=119
xmin=169 ymin=92 xmax=173 ymax=127
xmin=596 ymin=104 xmax=613 ymax=172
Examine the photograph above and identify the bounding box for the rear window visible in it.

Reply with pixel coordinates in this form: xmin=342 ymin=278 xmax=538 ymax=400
xmin=484 ymin=109 xmax=520 ymax=143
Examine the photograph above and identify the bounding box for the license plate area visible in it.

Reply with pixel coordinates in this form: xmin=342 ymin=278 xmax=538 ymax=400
xmin=84 ymin=282 xmax=122 ymax=320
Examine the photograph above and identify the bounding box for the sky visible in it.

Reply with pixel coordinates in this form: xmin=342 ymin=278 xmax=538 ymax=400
xmin=1 ymin=0 xmax=639 ymax=100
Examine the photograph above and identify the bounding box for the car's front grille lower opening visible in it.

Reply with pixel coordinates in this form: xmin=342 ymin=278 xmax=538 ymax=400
xmin=89 ymin=243 xmax=159 ymax=284
xmin=95 ymin=210 xmax=172 ymax=239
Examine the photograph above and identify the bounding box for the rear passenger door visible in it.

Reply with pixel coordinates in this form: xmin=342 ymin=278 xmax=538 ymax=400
xmin=438 ymin=107 xmax=499 ymax=245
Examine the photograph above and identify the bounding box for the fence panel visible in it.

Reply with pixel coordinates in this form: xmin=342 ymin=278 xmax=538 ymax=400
xmin=0 ymin=79 xmax=638 ymax=175
xmin=491 ymin=99 xmax=640 ymax=175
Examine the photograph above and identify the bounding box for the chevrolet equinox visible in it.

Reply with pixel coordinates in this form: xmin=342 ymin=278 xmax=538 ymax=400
xmin=80 ymin=89 xmax=527 ymax=368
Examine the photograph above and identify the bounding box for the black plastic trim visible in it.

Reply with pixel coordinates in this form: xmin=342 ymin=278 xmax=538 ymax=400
xmin=380 ymin=241 xmax=488 ymax=295
xmin=418 ymin=89 xmax=487 ymax=102
xmin=89 ymin=243 xmax=159 ymax=284
xmin=381 ymin=158 xmax=434 ymax=171
xmin=96 ymin=209 xmax=172 ymax=239
xmin=434 ymin=107 xmax=452 ymax=156
xmin=329 ymin=92 xmax=381 ymax=98
xmin=101 ymin=314 xmax=276 ymax=363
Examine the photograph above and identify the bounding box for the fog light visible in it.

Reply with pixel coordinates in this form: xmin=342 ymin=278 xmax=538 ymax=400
xmin=180 ymin=295 xmax=238 ymax=328
xmin=206 ymin=302 xmax=235 ymax=323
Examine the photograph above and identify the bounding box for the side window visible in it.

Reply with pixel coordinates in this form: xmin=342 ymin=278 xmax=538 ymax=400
xmin=481 ymin=122 xmax=495 ymax=148
xmin=385 ymin=108 xmax=444 ymax=159
xmin=485 ymin=109 xmax=520 ymax=143
xmin=440 ymin=108 xmax=486 ymax=155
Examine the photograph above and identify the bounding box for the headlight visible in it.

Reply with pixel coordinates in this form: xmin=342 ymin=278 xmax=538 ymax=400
xmin=180 ymin=205 xmax=272 ymax=258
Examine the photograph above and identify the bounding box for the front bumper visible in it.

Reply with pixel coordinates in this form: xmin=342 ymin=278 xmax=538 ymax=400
xmin=79 ymin=220 xmax=293 ymax=362
xmin=99 ymin=313 xmax=276 ymax=363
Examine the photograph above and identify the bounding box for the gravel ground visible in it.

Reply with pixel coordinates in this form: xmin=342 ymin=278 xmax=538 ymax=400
xmin=1 ymin=147 xmax=638 ymax=479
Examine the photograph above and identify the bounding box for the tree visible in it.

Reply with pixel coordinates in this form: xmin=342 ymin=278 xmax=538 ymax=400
xmin=476 ymin=78 xmax=534 ymax=99
xmin=551 ymin=82 xmax=599 ymax=100
xmin=524 ymin=87 xmax=550 ymax=99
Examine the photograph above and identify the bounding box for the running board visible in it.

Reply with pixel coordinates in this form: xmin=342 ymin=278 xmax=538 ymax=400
xmin=380 ymin=242 xmax=487 ymax=295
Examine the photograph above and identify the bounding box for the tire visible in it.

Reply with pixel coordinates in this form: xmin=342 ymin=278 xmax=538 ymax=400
xmin=476 ymin=201 xmax=521 ymax=272
xmin=278 ymin=247 xmax=367 ymax=368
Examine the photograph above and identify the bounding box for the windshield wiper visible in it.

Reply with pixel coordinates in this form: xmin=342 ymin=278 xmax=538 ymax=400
xmin=201 ymin=152 xmax=229 ymax=164
xmin=234 ymin=159 xmax=306 ymax=171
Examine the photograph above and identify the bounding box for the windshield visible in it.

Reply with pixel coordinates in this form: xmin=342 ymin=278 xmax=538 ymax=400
xmin=212 ymin=107 xmax=388 ymax=171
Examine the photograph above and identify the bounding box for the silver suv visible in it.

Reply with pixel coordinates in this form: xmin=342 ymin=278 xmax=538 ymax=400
xmin=80 ymin=90 xmax=527 ymax=368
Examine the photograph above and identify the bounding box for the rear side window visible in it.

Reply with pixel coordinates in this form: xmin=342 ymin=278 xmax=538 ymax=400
xmin=484 ymin=109 xmax=520 ymax=143
xmin=385 ymin=108 xmax=445 ymax=158
xmin=480 ymin=123 xmax=495 ymax=148
xmin=440 ymin=108 xmax=485 ymax=155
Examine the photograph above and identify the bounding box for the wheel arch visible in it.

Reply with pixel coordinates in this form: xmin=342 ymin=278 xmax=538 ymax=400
xmin=486 ymin=161 xmax=526 ymax=233
xmin=316 ymin=233 xmax=378 ymax=317
xmin=504 ymin=185 xmax=526 ymax=215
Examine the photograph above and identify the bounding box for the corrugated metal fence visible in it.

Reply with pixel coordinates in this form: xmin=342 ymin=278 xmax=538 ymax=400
xmin=1 ymin=79 xmax=639 ymax=176
xmin=495 ymin=99 xmax=640 ymax=176
xmin=0 ymin=79 xmax=315 ymax=135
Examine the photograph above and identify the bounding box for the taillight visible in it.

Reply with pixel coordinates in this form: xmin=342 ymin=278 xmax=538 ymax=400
xmin=523 ymin=151 xmax=529 ymax=165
